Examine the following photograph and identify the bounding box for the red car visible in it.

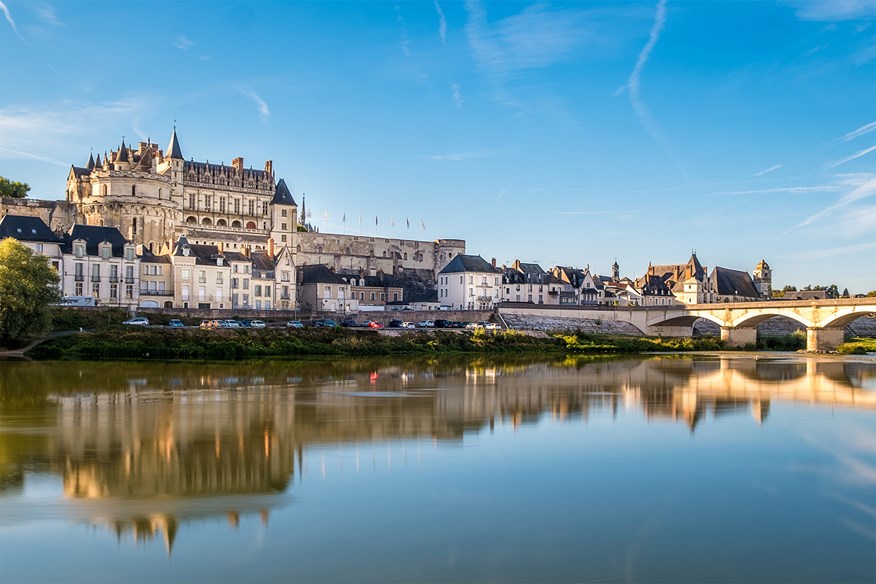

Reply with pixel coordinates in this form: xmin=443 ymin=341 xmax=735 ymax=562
xmin=367 ymin=321 xmax=384 ymax=329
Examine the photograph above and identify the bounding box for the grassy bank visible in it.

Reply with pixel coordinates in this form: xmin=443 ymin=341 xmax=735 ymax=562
xmin=837 ymin=337 xmax=876 ymax=355
xmin=25 ymin=327 xmax=742 ymax=361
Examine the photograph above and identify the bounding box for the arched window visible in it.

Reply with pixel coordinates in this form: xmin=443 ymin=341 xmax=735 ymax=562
xmin=186 ymin=216 xmax=197 ymax=224
xmin=202 ymin=217 xmax=212 ymax=226
xmin=232 ymin=220 xmax=242 ymax=228
xmin=101 ymin=185 xmax=108 ymax=196
xmin=246 ymin=221 xmax=256 ymax=229
xmin=217 ymin=219 xmax=227 ymax=227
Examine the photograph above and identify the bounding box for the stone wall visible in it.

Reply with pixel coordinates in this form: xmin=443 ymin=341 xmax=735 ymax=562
xmin=0 ymin=198 xmax=75 ymax=232
xmin=500 ymin=313 xmax=644 ymax=335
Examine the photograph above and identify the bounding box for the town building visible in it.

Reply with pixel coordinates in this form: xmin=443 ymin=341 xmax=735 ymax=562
xmin=437 ymin=254 xmax=503 ymax=310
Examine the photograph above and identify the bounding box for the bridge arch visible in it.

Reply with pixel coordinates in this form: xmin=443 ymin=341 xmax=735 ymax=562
xmin=815 ymin=307 xmax=876 ymax=329
xmin=729 ymin=311 xmax=813 ymax=329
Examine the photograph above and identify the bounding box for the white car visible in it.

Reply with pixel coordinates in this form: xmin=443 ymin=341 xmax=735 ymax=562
xmin=401 ymin=321 xmax=416 ymax=329
xmin=222 ymin=320 xmax=242 ymax=328
xmin=123 ymin=316 xmax=149 ymax=326
xmin=417 ymin=320 xmax=434 ymax=328
xmin=249 ymin=320 xmax=266 ymax=328
xmin=484 ymin=322 xmax=501 ymax=330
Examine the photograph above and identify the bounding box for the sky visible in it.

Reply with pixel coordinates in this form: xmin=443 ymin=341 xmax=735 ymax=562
xmin=1 ymin=1 xmax=874 ymax=292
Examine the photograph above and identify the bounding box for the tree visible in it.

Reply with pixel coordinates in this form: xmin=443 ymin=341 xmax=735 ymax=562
xmin=825 ymin=284 xmax=839 ymax=298
xmin=0 ymin=238 xmax=61 ymax=346
xmin=0 ymin=176 xmax=31 ymax=198
xmin=842 ymin=288 xmax=850 ymax=298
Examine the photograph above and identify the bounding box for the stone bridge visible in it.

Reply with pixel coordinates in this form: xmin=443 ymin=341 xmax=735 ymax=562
xmin=498 ymin=298 xmax=876 ymax=351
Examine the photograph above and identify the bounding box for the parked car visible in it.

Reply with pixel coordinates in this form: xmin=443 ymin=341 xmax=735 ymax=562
xmin=123 ymin=316 xmax=149 ymax=326
xmin=200 ymin=319 xmax=221 ymax=329
xmin=341 ymin=318 xmax=359 ymax=327
xmin=484 ymin=322 xmax=501 ymax=330
xmin=417 ymin=320 xmax=434 ymax=328
xmin=168 ymin=319 xmax=184 ymax=327
xmin=401 ymin=321 xmax=416 ymax=329
xmin=249 ymin=320 xmax=266 ymax=328
xmin=367 ymin=321 xmax=385 ymax=329
xmin=464 ymin=322 xmax=481 ymax=330
xmin=387 ymin=319 xmax=403 ymax=328
xmin=222 ymin=320 xmax=242 ymax=328
xmin=286 ymin=320 xmax=304 ymax=328
xmin=434 ymin=319 xmax=451 ymax=328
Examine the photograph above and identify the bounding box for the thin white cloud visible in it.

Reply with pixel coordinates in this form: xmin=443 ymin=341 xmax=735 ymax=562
xmin=837 ymin=121 xmax=876 ymax=142
xmin=797 ymin=173 xmax=876 ymax=227
xmin=174 ymin=35 xmax=194 ymax=50
xmin=830 ymin=144 xmax=876 ymax=167
xmin=495 ymin=178 xmax=514 ymax=200
xmin=789 ymin=0 xmax=876 ymax=22
xmin=0 ymin=97 xmax=151 ymax=166
xmin=434 ymin=0 xmax=447 ymax=46
xmin=35 ymin=2 xmax=61 ymax=27
xmin=450 ymin=82 xmax=464 ymax=109
xmin=786 ymin=241 xmax=876 ymax=260
xmin=428 ymin=150 xmax=500 ymax=161
xmin=714 ymin=185 xmax=840 ymax=196
xmin=624 ymin=0 xmax=667 ymax=143
xmin=395 ymin=4 xmax=411 ymax=57
xmin=0 ymin=1 xmax=23 ymax=40
xmin=240 ymin=89 xmax=270 ymax=122
xmin=752 ymin=164 xmax=783 ymax=177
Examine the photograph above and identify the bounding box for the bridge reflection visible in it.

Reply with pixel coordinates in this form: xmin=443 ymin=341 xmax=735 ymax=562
xmin=0 ymin=355 xmax=873 ymax=552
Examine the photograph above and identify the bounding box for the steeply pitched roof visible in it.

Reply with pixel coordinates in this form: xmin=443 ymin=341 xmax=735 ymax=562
xmin=0 ymin=215 xmax=61 ymax=242
xmin=711 ymin=266 xmax=759 ymax=297
xmin=300 ymin=264 xmax=347 ymax=285
xmin=65 ymin=224 xmax=129 ymax=256
xmin=272 ymin=178 xmax=297 ymax=206
xmin=439 ymin=254 xmax=500 ymax=274
xmin=86 ymin=153 xmax=95 ymax=170
xmin=167 ymin=127 xmax=184 ymax=159
xmin=116 ymin=140 xmax=129 ymax=162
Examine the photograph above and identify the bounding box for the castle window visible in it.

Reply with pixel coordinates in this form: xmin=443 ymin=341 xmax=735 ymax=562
xmin=131 ymin=185 xmax=136 ymax=196
xmin=262 ymin=202 xmax=269 ymax=216
xmin=186 ymin=216 xmax=197 ymax=224
xmin=246 ymin=221 xmax=256 ymax=229
xmin=102 ymin=185 xmax=108 ymax=196
xmin=281 ymin=209 xmax=287 ymax=217
xmin=189 ymin=194 xmax=195 ymax=209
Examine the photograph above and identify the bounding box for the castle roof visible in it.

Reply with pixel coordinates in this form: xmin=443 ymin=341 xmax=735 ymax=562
xmin=167 ymin=127 xmax=183 ymax=160
xmin=0 ymin=215 xmax=61 ymax=242
xmin=86 ymin=153 xmax=95 ymax=170
xmin=272 ymin=178 xmax=297 ymax=206
xmin=439 ymin=254 xmax=500 ymax=274
xmin=117 ymin=140 xmax=129 ymax=163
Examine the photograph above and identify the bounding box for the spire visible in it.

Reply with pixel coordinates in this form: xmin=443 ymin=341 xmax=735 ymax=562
xmin=94 ymin=153 xmax=102 ymax=167
xmin=86 ymin=152 xmax=95 ymax=170
xmin=167 ymin=126 xmax=184 ymax=159
xmin=272 ymin=178 xmax=297 ymax=206
xmin=117 ymin=139 xmax=129 ymax=162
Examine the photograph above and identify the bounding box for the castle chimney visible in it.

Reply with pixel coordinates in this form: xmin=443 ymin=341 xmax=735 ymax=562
xmin=242 ymin=245 xmax=250 ymax=258
xmin=268 ymin=238 xmax=275 ymax=257
xmin=491 ymin=257 xmax=497 ymax=269
xmin=264 ymin=160 xmax=273 ymax=176
xmin=232 ymin=157 xmax=244 ymax=172
xmin=218 ymin=242 xmax=224 ymax=254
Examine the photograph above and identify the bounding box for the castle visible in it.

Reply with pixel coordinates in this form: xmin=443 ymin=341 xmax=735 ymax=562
xmin=0 ymin=128 xmax=466 ymax=305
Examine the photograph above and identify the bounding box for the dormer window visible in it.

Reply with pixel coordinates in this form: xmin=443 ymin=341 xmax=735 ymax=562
xmin=74 ymin=244 xmax=85 ymax=258
xmin=100 ymin=247 xmax=110 ymax=260
xmin=125 ymin=248 xmax=134 ymax=261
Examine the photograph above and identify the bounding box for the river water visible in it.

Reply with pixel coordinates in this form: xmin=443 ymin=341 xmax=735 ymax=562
xmin=0 ymin=353 xmax=874 ymax=583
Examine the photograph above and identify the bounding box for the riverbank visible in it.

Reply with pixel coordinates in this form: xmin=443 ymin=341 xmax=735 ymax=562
xmin=22 ymin=327 xmax=744 ymax=361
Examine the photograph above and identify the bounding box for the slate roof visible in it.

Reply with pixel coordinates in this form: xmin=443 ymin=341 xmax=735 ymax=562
xmin=116 ymin=140 xmax=129 ymax=162
xmin=272 ymin=178 xmax=297 ymax=206
xmin=300 ymin=264 xmax=347 ymax=285
xmin=0 ymin=215 xmax=61 ymax=242
xmin=167 ymin=127 xmax=184 ymax=159
xmin=140 ymin=249 xmax=171 ymax=264
xmin=65 ymin=225 xmax=129 ymax=256
xmin=711 ymin=266 xmax=759 ymax=298
xmin=439 ymin=254 xmax=501 ymax=274
xmin=250 ymin=251 xmax=276 ymax=272
xmin=71 ymin=166 xmax=92 ymax=178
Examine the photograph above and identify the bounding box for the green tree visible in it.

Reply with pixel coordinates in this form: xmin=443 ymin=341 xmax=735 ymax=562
xmin=842 ymin=288 xmax=850 ymax=298
xmin=0 ymin=176 xmax=31 ymax=198
xmin=825 ymin=284 xmax=839 ymax=298
xmin=0 ymin=238 xmax=61 ymax=346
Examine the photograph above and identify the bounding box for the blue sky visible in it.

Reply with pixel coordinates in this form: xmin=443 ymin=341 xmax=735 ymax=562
xmin=1 ymin=1 xmax=874 ymax=292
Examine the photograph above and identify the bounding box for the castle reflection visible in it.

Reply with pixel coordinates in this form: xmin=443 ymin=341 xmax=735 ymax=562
xmin=1 ymin=354 xmax=873 ymax=552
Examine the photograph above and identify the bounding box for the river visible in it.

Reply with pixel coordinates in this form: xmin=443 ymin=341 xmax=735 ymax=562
xmin=1 ymin=353 xmax=874 ymax=583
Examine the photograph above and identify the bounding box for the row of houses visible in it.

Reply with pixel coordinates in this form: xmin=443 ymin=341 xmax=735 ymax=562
xmin=0 ymin=214 xmax=403 ymax=312
xmin=2 ymin=212 xmax=772 ymax=313
xmin=435 ymin=252 xmax=772 ymax=310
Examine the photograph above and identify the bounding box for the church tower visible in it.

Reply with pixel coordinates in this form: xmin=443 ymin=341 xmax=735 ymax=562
xmin=753 ymin=259 xmax=771 ymax=298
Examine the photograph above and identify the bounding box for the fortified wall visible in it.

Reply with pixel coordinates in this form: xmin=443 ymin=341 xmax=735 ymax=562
xmin=0 ymin=197 xmax=75 ymax=233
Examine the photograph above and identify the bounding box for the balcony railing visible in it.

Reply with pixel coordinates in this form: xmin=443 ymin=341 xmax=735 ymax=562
xmin=90 ymin=276 xmax=101 ymax=282
xmin=74 ymin=274 xmax=85 ymax=281
xmin=139 ymin=289 xmax=174 ymax=296
xmin=124 ymin=277 xmax=135 ymax=284
xmin=109 ymin=276 xmax=119 ymax=283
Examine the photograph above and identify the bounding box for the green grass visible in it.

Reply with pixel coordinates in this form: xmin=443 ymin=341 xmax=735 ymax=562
xmin=836 ymin=337 xmax=876 ymax=355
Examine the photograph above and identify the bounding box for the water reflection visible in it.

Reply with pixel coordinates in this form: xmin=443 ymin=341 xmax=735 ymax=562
xmin=1 ymin=353 xmax=874 ymax=557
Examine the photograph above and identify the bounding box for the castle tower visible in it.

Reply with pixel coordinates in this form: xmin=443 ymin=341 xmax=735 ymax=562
xmin=612 ymin=259 xmax=619 ymax=280
xmin=753 ymin=259 xmax=771 ymax=298
xmin=269 ymin=178 xmax=297 ymax=251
